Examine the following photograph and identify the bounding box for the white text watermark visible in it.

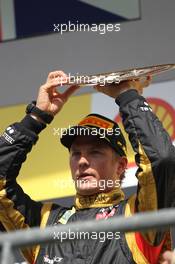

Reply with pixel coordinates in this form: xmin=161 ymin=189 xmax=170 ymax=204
xmin=53 ymin=126 xmax=121 ymax=139
xmin=53 ymin=229 xmax=120 ymax=243
xmin=53 ymin=21 xmax=121 ymax=35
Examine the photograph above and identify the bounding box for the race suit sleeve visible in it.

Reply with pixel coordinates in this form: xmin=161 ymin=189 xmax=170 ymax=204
xmin=115 ymin=90 xmax=175 ymax=262
xmin=0 ymin=114 xmax=52 ymax=263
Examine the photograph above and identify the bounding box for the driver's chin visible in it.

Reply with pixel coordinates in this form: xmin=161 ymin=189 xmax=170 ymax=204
xmin=77 ymin=187 xmax=100 ymax=196
xmin=75 ymin=180 xmax=100 ymax=196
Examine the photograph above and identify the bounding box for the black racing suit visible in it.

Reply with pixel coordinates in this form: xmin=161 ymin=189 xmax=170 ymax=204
xmin=0 ymin=90 xmax=175 ymax=264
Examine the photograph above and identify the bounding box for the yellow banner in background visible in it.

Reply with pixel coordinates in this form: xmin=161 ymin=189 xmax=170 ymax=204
xmin=0 ymin=94 xmax=91 ymax=201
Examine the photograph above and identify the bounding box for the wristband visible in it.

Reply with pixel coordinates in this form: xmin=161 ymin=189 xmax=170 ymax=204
xmin=26 ymin=101 xmax=54 ymax=124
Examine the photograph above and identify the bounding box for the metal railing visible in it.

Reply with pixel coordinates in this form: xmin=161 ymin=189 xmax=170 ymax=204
xmin=1 ymin=207 xmax=175 ymax=264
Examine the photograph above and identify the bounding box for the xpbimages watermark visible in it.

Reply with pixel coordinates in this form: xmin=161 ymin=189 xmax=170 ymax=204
xmin=53 ymin=72 xmax=120 ymax=86
xmin=53 ymin=178 xmax=120 ymax=191
xmin=53 ymin=21 xmax=121 ymax=35
xmin=53 ymin=229 xmax=120 ymax=243
xmin=53 ymin=126 xmax=121 ymax=139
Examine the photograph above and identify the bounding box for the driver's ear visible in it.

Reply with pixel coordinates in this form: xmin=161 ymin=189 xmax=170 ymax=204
xmin=116 ymin=156 xmax=127 ymax=176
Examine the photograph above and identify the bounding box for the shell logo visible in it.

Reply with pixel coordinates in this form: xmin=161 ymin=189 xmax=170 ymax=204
xmin=114 ymin=97 xmax=175 ymax=168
